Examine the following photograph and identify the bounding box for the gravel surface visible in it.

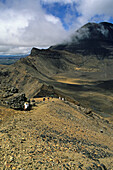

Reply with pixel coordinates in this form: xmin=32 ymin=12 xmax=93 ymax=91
xmin=0 ymin=98 xmax=113 ymax=169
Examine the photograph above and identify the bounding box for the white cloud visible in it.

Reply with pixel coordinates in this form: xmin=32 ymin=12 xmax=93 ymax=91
xmin=45 ymin=15 xmax=60 ymax=24
xmin=62 ymin=0 xmax=113 ymax=34
xmin=41 ymin=0 xmax=77 ymax=4
xmin=0 ymin=0 xmax=113 ymax=54
xmin=41 ymin=0 xmax=113 ymax=32
xmin=0 ymin=0 xmax=68 ymax=54
xmin=78 ymin=0 xmax=113 ymax=17
xmin=0 ymin=45 xmax=31 ymax=55
xmin=76 ymin=0 xmax=113 ymax=26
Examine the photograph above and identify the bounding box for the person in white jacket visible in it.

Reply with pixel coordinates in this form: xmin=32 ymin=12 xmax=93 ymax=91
xmin=24 ymin=102 xmax=29 ymax=111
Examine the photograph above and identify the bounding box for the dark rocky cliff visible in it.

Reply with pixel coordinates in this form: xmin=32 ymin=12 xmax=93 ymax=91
xmin=51 ymin=22 xmax=113 ymax=58
xmin=30 ymin=47 xmax=62 ymax=59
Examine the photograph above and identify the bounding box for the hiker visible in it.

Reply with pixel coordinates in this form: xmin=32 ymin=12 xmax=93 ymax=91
xmin=24 ymin=102 xmax=29 ymax=111
xmin=43 ymin=97 xmax=45 ymax=102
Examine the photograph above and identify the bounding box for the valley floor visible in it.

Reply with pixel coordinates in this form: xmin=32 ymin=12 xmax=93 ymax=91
xmin=0 ymin=98 xmax=113 ymax=169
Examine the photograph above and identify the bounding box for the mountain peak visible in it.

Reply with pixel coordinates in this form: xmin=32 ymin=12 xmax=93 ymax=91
xmin=51 ymin=22 xmax=113 ymax=57
xmin=73 ymin=21 xmax=113 ymax=42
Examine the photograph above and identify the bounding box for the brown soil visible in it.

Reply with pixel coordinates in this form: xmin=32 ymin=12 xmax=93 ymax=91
xmin=0 ymin=98 xmax=113 ymax=169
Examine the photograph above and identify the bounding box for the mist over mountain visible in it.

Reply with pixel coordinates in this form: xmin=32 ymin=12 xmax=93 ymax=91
xmin=1 ymin=22 xmax=113 ymax=117
xmin=52 ymin=22 xmax=113 ymax=58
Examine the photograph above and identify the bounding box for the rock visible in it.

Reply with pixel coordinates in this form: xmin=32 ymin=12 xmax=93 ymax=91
xmin=0 ymin=86 xmax=29 ymax=110
xmin=8 ymin=93 xmax=27 ymax=110
xmin=104 ymin=120 xmax=109 ymax=124
xmin=4 ymin=101 xmax=9 ymax=105
xmin=10 ymin=87 xmax=18 ymax=93
xmin=86 ymin=167 xmax=92 ymax=170
xmin=9 ymin=156 xmax=14 ymax=162
xmin=2 ymin=87 xmax=18 ymax=98
xmin=100 ymin=164 xmax=107 ymax=170
xmin=83 ymin=108 xmax=92 ymax=115
xmin=78 ymin=162 xmax=83 ymax=168
xmin=38 ymin=161 xmax=43 ymax=165
xmin=30 ymin=47 xmax=40 ymax=56
xmin=31 ymin=99 xmax=36 ymax=106
xmin=97 ymin=167 xmax=102 ymax=170
xmin=3 ymin=92 xmax=13 ymax=98
xmin=20 ymin=138 xmax=26 ymax=143
xmin=0 ymin=70 xmax=9 ymax=76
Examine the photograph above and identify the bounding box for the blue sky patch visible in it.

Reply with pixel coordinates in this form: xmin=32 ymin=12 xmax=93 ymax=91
xmin=41 ymin=2 xmax=78 ymax=30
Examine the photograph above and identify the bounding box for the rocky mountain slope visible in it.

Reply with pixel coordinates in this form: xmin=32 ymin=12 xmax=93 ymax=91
xmin=52 ymin=22 xmax=113 ymax=57
xmin=0 ymin=98 xmax=113 ymax=169
xmin=1 ymin=22 xmax=113 ymax=117
xmin=1 ymin=22 xmax=113 ymax=169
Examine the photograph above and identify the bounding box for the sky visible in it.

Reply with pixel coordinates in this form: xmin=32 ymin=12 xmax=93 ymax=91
xmin=0 ymin=0 xmax=113 ymax=55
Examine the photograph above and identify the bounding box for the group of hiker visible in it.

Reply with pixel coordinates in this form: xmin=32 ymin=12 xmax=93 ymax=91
xmin=59 ymin=97 xmax=65 ymax=101
xmin=42 ymin=96 xmax=65 ymax=102
xmin=24 ymin=96 xmax=65 ymax=111
xmin=43 ymin=97 xmax=50 ymax=102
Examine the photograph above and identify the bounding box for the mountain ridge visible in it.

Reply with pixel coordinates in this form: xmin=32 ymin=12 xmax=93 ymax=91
xmin=1 ymin=22 xmax=113 ymax=117
xmin=0 ymin=21 xmax=113 ymax=170
xmin=1 ymin=98 xmax=113 ymax=169
xmin=51 ymin=22 xmax=113 ymax=57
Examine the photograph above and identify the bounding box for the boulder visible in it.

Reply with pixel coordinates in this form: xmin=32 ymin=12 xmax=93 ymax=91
xmin=0 ymin=86 xmax=28 ymax=110
xmin=8 ymin=93 xmax=27 ymax=110
xmin=30 ymin=99 xmax=36 ymax=106
xmin=83 ymin=108 xmax=92 ymax=115
xmin=2 ymin=87 xmax=18 ymax=98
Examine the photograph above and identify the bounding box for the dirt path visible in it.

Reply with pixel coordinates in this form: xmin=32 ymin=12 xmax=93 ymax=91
xmin=0 ymin=98 xmax=113 ymax=169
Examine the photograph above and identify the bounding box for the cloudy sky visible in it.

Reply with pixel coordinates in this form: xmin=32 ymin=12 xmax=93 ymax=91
xmin=0 ymin=0 xmax=113 ymax=55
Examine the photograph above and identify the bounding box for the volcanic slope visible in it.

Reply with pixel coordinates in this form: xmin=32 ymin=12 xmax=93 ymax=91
xmin=52 ymin=22 xmax=113 ymax=57
xmin=0 ymin=98 xmax=113 ymax=169
xmin=0 ymin=22 xmax=113 ymax=169
xmin=1 ymin=22 xmax=113 ymax=117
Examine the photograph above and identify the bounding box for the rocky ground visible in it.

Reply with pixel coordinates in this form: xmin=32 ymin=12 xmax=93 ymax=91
xmin=0 ymin=98 xmax=113 ymax=170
